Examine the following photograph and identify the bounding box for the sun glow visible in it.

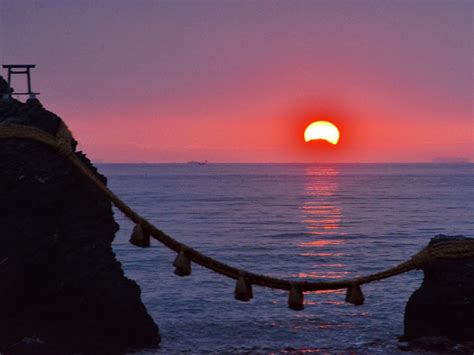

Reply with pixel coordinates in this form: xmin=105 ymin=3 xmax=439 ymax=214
xmin=304 ymin=121 xmax=340 ymax=145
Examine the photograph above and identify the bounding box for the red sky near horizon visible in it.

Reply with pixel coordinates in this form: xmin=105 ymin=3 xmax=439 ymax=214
xmin=0 ymin=1 xmax=472 ymax=163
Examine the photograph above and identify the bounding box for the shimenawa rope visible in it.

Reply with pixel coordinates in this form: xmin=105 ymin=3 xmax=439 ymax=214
xmin=1 ymin=121 xmax=473 ymax=310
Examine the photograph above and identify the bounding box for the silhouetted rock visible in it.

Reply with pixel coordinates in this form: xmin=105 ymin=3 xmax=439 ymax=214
xmin=0 ymin=75 xmax=13 ymax=95
xmin=0 ymin=75 xmax=160 ymax=353
xmin=402 ymin=235 xmax=474 ymax=351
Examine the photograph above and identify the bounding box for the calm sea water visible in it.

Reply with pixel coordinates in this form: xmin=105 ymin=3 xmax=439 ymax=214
xmin=98 ymin=163 xmax=473 ymax=354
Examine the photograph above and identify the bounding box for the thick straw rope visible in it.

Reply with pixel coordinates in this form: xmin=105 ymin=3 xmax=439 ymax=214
xmin=1 ymin=122 xmax=474 ymax=293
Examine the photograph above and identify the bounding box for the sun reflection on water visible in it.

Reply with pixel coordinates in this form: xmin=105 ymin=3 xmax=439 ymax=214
xmin=300 ymin=166 xmax=342 ymax=236
xmin=298 ymin=166 xmax=347 ymax=282
xmin=299 ymin=240 xmax=344 ymax=247
xmin=300 ymin=252 xmax=345 ymax=257
xmin=298 ymin=271 xmax=350 ymax=279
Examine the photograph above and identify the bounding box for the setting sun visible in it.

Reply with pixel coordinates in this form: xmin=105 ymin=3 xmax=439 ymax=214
xmin=304 ymin=121 xmax=340 ymax=145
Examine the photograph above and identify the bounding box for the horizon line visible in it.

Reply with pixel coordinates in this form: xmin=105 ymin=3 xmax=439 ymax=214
xmin=92 ymin=161 xmax=473 ymax=165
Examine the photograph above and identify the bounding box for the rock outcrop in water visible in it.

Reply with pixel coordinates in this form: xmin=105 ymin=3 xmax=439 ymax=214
xmin=402 ymin=235 xmax=474 ymax=352
xmin=0 ymin=76 xmax=160 ymax=353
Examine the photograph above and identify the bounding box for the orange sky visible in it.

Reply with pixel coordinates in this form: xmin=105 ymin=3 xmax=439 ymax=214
xmin=64 ymin=91 xmax=472 ymax=163
xmin=1 ymin=1 xmax=472 ymax=163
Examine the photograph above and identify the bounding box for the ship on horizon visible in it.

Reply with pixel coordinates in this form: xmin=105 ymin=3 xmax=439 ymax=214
xmin=187 ymin=160 xmax=208 ymax=165
xmin=431 ymin=157 xmax=470 ymax=164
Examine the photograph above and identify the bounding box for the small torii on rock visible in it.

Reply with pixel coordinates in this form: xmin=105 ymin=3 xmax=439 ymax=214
xmin=2 ymin=64 xmax=40 ymax=102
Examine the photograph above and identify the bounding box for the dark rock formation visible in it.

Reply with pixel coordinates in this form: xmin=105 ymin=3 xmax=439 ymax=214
xmin=0 ymin=76 xmax=160 ymax=353
xmin=0 ymin=76 xmax=13 ymax=96
xmin=402 ymin=235 xmax=474 ymax=350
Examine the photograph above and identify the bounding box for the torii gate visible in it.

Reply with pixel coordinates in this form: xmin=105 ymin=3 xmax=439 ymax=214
xmin=2 ymin=64 xmax=39 ymax=100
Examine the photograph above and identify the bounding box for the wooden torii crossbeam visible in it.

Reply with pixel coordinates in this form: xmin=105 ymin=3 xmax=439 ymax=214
xmin=2 ymin=64 xmax=40 ymax=99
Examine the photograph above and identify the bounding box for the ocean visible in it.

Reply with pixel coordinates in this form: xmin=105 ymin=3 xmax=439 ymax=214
xmin=97 ymin=163 xmax=473 ymax=354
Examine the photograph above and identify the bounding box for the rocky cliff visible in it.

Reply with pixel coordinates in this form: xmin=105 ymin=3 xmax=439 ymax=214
xmin=0 ymin=76 xmax=160 ymax=354
xmin=402 ymin=235 xmax=474 ymax=352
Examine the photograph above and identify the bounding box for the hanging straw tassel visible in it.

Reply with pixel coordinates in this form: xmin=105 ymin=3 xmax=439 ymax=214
xmin=247 ymin=278 xmax=253 ymax=299
xmin=129 ymin=224 xmax=150 ymax=248
xmin=234 ymin=273 xmax=253 ymax=302
xmin=345 ymin=284 xmax=364 ymax=306
xmin=288 ymin=285 xmax=304 ymax=311
xmin=173 ymin=250 xmax=192 ymax=277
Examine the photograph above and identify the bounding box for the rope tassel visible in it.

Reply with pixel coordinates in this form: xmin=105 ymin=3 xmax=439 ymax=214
xmin=129 ymin=224 xmax=150 ymax=248
xmin=345 ymin=284 xmax=364 ymax=306
xmin=288 ymin=285 xmax=304 ymax=311
xmin=234 ymin=274 xmax=253 ymax=302
xmin=173 ymin=250 xmax=191 ymax=277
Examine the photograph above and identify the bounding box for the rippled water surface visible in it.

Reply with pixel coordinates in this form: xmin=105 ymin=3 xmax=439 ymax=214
xmin=98 ymin=163 xmax=473 ymax=354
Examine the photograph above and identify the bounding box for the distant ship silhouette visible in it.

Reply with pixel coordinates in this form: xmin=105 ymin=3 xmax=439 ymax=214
xmin=432 ymin=157 xmax=469 ymax=164
xmin=187 ymin=160 xmax=208 ymax=165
